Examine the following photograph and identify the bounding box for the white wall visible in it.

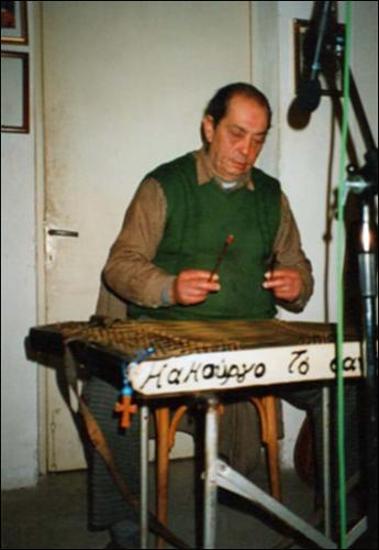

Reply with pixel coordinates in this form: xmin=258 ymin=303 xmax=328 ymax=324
xmin=1 ymin=135 xmax=39 ymax=489
xmin=1 ymin=2 xmax=39 ymax=489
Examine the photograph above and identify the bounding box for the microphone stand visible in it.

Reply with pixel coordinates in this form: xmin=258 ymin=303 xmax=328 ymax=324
xmin=308 ymin=1 xmax=332 ymax=82
xmin=344 ymin=160 xmax=377 ymax=549
xmin=295 ymin=3 xmax=377 ymax=544
xmin=335 ymin=61 xmax=378 ymax=550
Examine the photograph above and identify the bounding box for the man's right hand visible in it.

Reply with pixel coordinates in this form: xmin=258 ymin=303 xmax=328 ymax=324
xmin=172 ymin=269 xmax=221 ymax=305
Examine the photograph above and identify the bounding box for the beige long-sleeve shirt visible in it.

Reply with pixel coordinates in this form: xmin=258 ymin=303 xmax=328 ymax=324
xmin=103 ymin=149 xmax=314 ymax=313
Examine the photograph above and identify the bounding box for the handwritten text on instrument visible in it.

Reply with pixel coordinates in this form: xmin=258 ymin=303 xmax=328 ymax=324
xmin=129 ymin=342 xmax=362 ymax=395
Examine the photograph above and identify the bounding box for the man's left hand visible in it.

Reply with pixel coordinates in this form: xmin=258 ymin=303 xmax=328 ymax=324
xmin=262 ymin=268 xmax=303 ymax=303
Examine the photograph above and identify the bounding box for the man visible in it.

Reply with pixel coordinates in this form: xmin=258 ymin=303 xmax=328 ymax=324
xmin=85 ymin=83 xmax=357 ymax=548
xmin=103 ymin=83 xmax=312 ymax=317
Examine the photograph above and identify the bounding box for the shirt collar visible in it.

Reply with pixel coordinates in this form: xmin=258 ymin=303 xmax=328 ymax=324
xmin=194 ymin=148 xmax=255 ymax=191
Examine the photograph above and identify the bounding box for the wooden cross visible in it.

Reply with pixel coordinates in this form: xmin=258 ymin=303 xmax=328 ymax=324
xmin=114 ymin=395 xmax=138 ymax=428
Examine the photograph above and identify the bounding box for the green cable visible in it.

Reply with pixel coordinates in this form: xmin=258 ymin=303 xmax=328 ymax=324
xmin=336 ymin=2 xmax=352 ymax=548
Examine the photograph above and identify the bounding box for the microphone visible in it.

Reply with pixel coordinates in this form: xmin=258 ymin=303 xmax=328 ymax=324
xmin=296 ymin=77 xmax=322 ymax=112
xmin=295 ymin=1 xmax=333 ymax=112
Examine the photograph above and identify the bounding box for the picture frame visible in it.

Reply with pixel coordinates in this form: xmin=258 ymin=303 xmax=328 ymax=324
xmin=1 ymin=51 xmax=29 ymax=133
xmin=1 ymin=1 xmax=28 ymax=44
xmin=293 ymin=18 xmax=344 ymax=98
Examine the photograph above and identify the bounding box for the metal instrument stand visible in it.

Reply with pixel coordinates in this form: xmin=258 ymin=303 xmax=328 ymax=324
xmin=202 ymin=393 xmax=367 ymax=549
xmin=203 ymin=395 xmax=219 ymax=548
xmin=137 ymin=390 xmax=368 ymax=548
xmin=140 ymin=404 xmax=149 ymax=549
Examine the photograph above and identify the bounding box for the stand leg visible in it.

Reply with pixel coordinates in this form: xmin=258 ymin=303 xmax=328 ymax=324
xmin=203 ymin=395 xmax=219 ymax=549
xmin=140 ymin=405 xmax=149 ymax=549
xmin=215 ymin=459 xmax=367 ymax=549
xmin=322 ymin=387 xmax=332 ymax=537
xmin=359 ymin=257 xmax=378 ymax=548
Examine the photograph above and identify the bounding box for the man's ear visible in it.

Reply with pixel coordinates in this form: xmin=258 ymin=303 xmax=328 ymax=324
xmin=202 ymin=115 xmax=215 ymax=144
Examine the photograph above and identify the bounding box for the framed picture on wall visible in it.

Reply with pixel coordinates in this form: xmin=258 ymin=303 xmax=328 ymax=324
xmin=1 ymin=51 xmax=29 ymax=133
xmin=1 ymin=1 xmax=28 ymax=44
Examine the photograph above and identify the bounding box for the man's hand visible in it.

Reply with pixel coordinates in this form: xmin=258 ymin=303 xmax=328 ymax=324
xmin=173 ymin=269 xmax=221 ymax=305
xmin=262 ymin=268 xmax=303 ymax=303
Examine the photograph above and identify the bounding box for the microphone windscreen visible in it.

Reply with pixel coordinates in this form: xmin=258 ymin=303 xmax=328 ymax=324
xmin=296 ymin=78 xmax=322 ymax=112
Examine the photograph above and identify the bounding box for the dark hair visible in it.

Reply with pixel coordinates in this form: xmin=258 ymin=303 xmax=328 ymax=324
xmin=201 ymin=82 xmax=272 ymax=146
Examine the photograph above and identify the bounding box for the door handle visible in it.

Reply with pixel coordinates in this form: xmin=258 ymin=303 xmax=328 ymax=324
xmin=47 ymin=229 xmax=79 ymax=237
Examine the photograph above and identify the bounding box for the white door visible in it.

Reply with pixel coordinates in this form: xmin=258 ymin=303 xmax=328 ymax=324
xmin=41 ymin=0 xmax=251 ymax=471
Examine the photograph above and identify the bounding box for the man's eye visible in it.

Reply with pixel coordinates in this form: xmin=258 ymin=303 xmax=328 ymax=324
xmin=253 ymin=135 xmax=266 ymax=145
xmin=230 ymin=129 xmax=244 ymax=138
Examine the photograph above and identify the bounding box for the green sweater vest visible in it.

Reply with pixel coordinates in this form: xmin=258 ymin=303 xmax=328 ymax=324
xmin=128 ymin=152 xmax=281 ymax=320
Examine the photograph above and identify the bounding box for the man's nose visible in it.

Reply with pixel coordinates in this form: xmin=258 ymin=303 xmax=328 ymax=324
xmin=237 ymin=137 xmax=248 ymax=156
xmin=240 ymin=137 xmax=254 ymax=158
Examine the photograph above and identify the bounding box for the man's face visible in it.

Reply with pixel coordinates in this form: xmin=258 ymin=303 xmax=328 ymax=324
xmin=202 ymin=94 xmax=269 ymax=181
